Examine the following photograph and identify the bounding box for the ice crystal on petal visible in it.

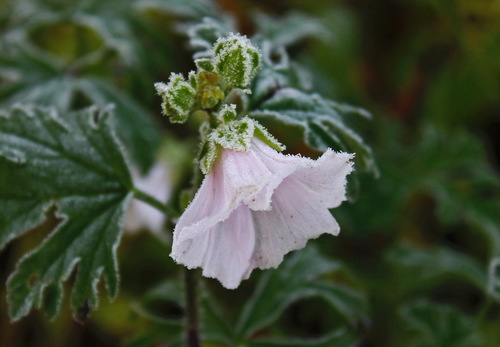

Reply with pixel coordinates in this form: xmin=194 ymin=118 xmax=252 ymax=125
xmin=171 ymin=138 xmax=354 ymax=289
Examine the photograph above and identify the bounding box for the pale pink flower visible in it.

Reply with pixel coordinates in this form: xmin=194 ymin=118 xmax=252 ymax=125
xmin=171 ymin=138 xmax=354 ymax=289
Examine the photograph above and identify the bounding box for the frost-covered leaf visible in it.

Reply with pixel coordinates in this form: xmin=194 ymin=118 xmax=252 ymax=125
xmin=236 ymin=245 xmax=367 ymax=341
xmin=75 ymin=78 xmax=161 ymax=173
xmin=0 ymin=43 xmax=161 ymax=173
xmin=182 ymin=16 xmax=235 ymax=59
xmin=401 ymin=301 xmax=483 ymax=347
xmin=387 ymin=246 xmax=487 ymax=296
xmin=250 ymin=42 xmax=313 ymax=105
xmin=250 ymin=88 xmax=377 ymax=175
xmin=0 ymin=105 xmax=133 ymax=321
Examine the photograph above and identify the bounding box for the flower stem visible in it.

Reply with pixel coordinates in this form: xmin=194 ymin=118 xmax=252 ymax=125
xmin=184 ymin=268 xmax=201 ymax=347
xmin=132 ymin=188 xmax=168 ymax=213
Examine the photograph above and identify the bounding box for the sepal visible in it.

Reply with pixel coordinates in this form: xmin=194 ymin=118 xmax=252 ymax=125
xmin=209 ymin=116 xmax=255 ymax=152
xmin=213 ymin=104 xmax=237 ymax=123
xmin=199 ymin=139 xmax=219 ymax=175
xmin=254 ymin=121 xmax=285 ymax=151
xmin=195 ymin=58 xmax=214 ymax=72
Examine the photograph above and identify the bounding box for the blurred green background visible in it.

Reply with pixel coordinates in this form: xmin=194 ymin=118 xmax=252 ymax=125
xmin=1 ymin=0 xmax=499 ymax=346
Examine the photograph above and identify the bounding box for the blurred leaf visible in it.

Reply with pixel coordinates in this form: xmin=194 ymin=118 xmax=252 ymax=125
xmin=236 ymin=245 xmax=367 ymax=341
xmin=248 ymin=328 xmax=357 ymax=347
xmin=487 ymin=257 xmax=500 ymax=301
xmin=128 ymin=278 xmax=200 ymax=347
xmin=132 ymin=279 xmax=184 ymax=326
xmin=407 ymin=127 xmax=500 ymax=258
xmin=252 ymin=11 xmax=327 ymax=48
xmin=387 ymin=246 xmax=487 ymax=296
xmin=124 ymin=326 xmax=183 ymax=347
xmin=5 ymin=0 xmax=151 ymax=65
xmin=250 ymin=87 xmax=377 ymax=176
xmin=0 ymin=106 xmax=133 ymax=321
xmin=202 ymin=298 xmax=235 ymax=346
xmin=135 ymin=0 xmax=218 ymax=18
xmin=401 ymin=301 xmax=483 ymax=347
xmin=181 ymin=16 xmax=235 ymax=59
xmin=75 ymin=78 xmax=161 ymax=173
xmin=250 ymin=42 xmax=313 ymax=106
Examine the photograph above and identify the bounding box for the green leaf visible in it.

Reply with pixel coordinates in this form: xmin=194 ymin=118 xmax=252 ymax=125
xmin=1 ymin=49 xmax=162 ymax=174
xmin=401 ymin=301 xmax=483 ymax=347
xmin=74 ymin=78 xmax=161 ymax=173
xmin=125 ymin=278 xmax=186 ymax=346
xmin=202 ymin=298 xmax=235 ymax=346
xmin=0 ymin=105 xmax=133 ymax=321
xmin=248 ymin=328 xmax=357 ymax=347
xmin=250 ymin=87 xmax=377 ymax=176
xmin=409 ymin=127 xmax=500 ymax=258
xmin=236 ymin=245 xmax=367 ymax=341
xmin=387 ymin=246 xmax=487 ymax=296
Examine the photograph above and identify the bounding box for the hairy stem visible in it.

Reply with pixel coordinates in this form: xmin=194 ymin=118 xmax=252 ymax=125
xmin=185 ymin=268 xmax=201 ymax=347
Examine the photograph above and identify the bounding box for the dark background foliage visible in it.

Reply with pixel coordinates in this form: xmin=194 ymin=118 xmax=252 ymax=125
xmin=1 ymin=0 xmax=499 ymax=346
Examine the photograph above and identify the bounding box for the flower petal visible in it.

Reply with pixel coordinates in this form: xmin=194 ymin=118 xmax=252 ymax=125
xmin=171 ymin=204 xmax=255 ymax=289
xmin=251 ymin=175 xmax=340 ymax=269
xmin=173 ymin=147 xmax=272 ymax=244
xmin=244 ymin=139 xmax=309 ymax=211
xmin=292 ymin=149 xmax=354 ymax=209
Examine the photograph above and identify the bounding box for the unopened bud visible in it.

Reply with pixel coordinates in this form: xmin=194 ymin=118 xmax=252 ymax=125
xmin=213 ymin=34 xmax=261 ymax=88
xmin=154 ymin=73 xmax=196 ymax=123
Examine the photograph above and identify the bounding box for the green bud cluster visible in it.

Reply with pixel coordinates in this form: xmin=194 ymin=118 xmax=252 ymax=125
xmin=155 ymin=33 xmax=261 ymax=124
xmin=155 ymin=33 xmax=282 ymax=175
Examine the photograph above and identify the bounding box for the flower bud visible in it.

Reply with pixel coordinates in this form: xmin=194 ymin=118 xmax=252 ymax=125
xmin=154 ymin=73 xmax=196 ymax=123
xmin=199 ymin=85 xmax=225 ymax=109
xmin=213 ymin=33 xmax=261 ymax=88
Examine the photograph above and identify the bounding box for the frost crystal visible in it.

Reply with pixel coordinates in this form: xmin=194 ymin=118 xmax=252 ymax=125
xmin=171 ymin=138 xmax=354 ymax=289
xmin=154 ymin=73 xmax=196 ymax=123
xmin=199 ymin=112 xmax=284 ymax=174
xmin=210 ymin=116 xmax=255 ymax=152
xmin=213 ymin=33 xmax=261 ymax=88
